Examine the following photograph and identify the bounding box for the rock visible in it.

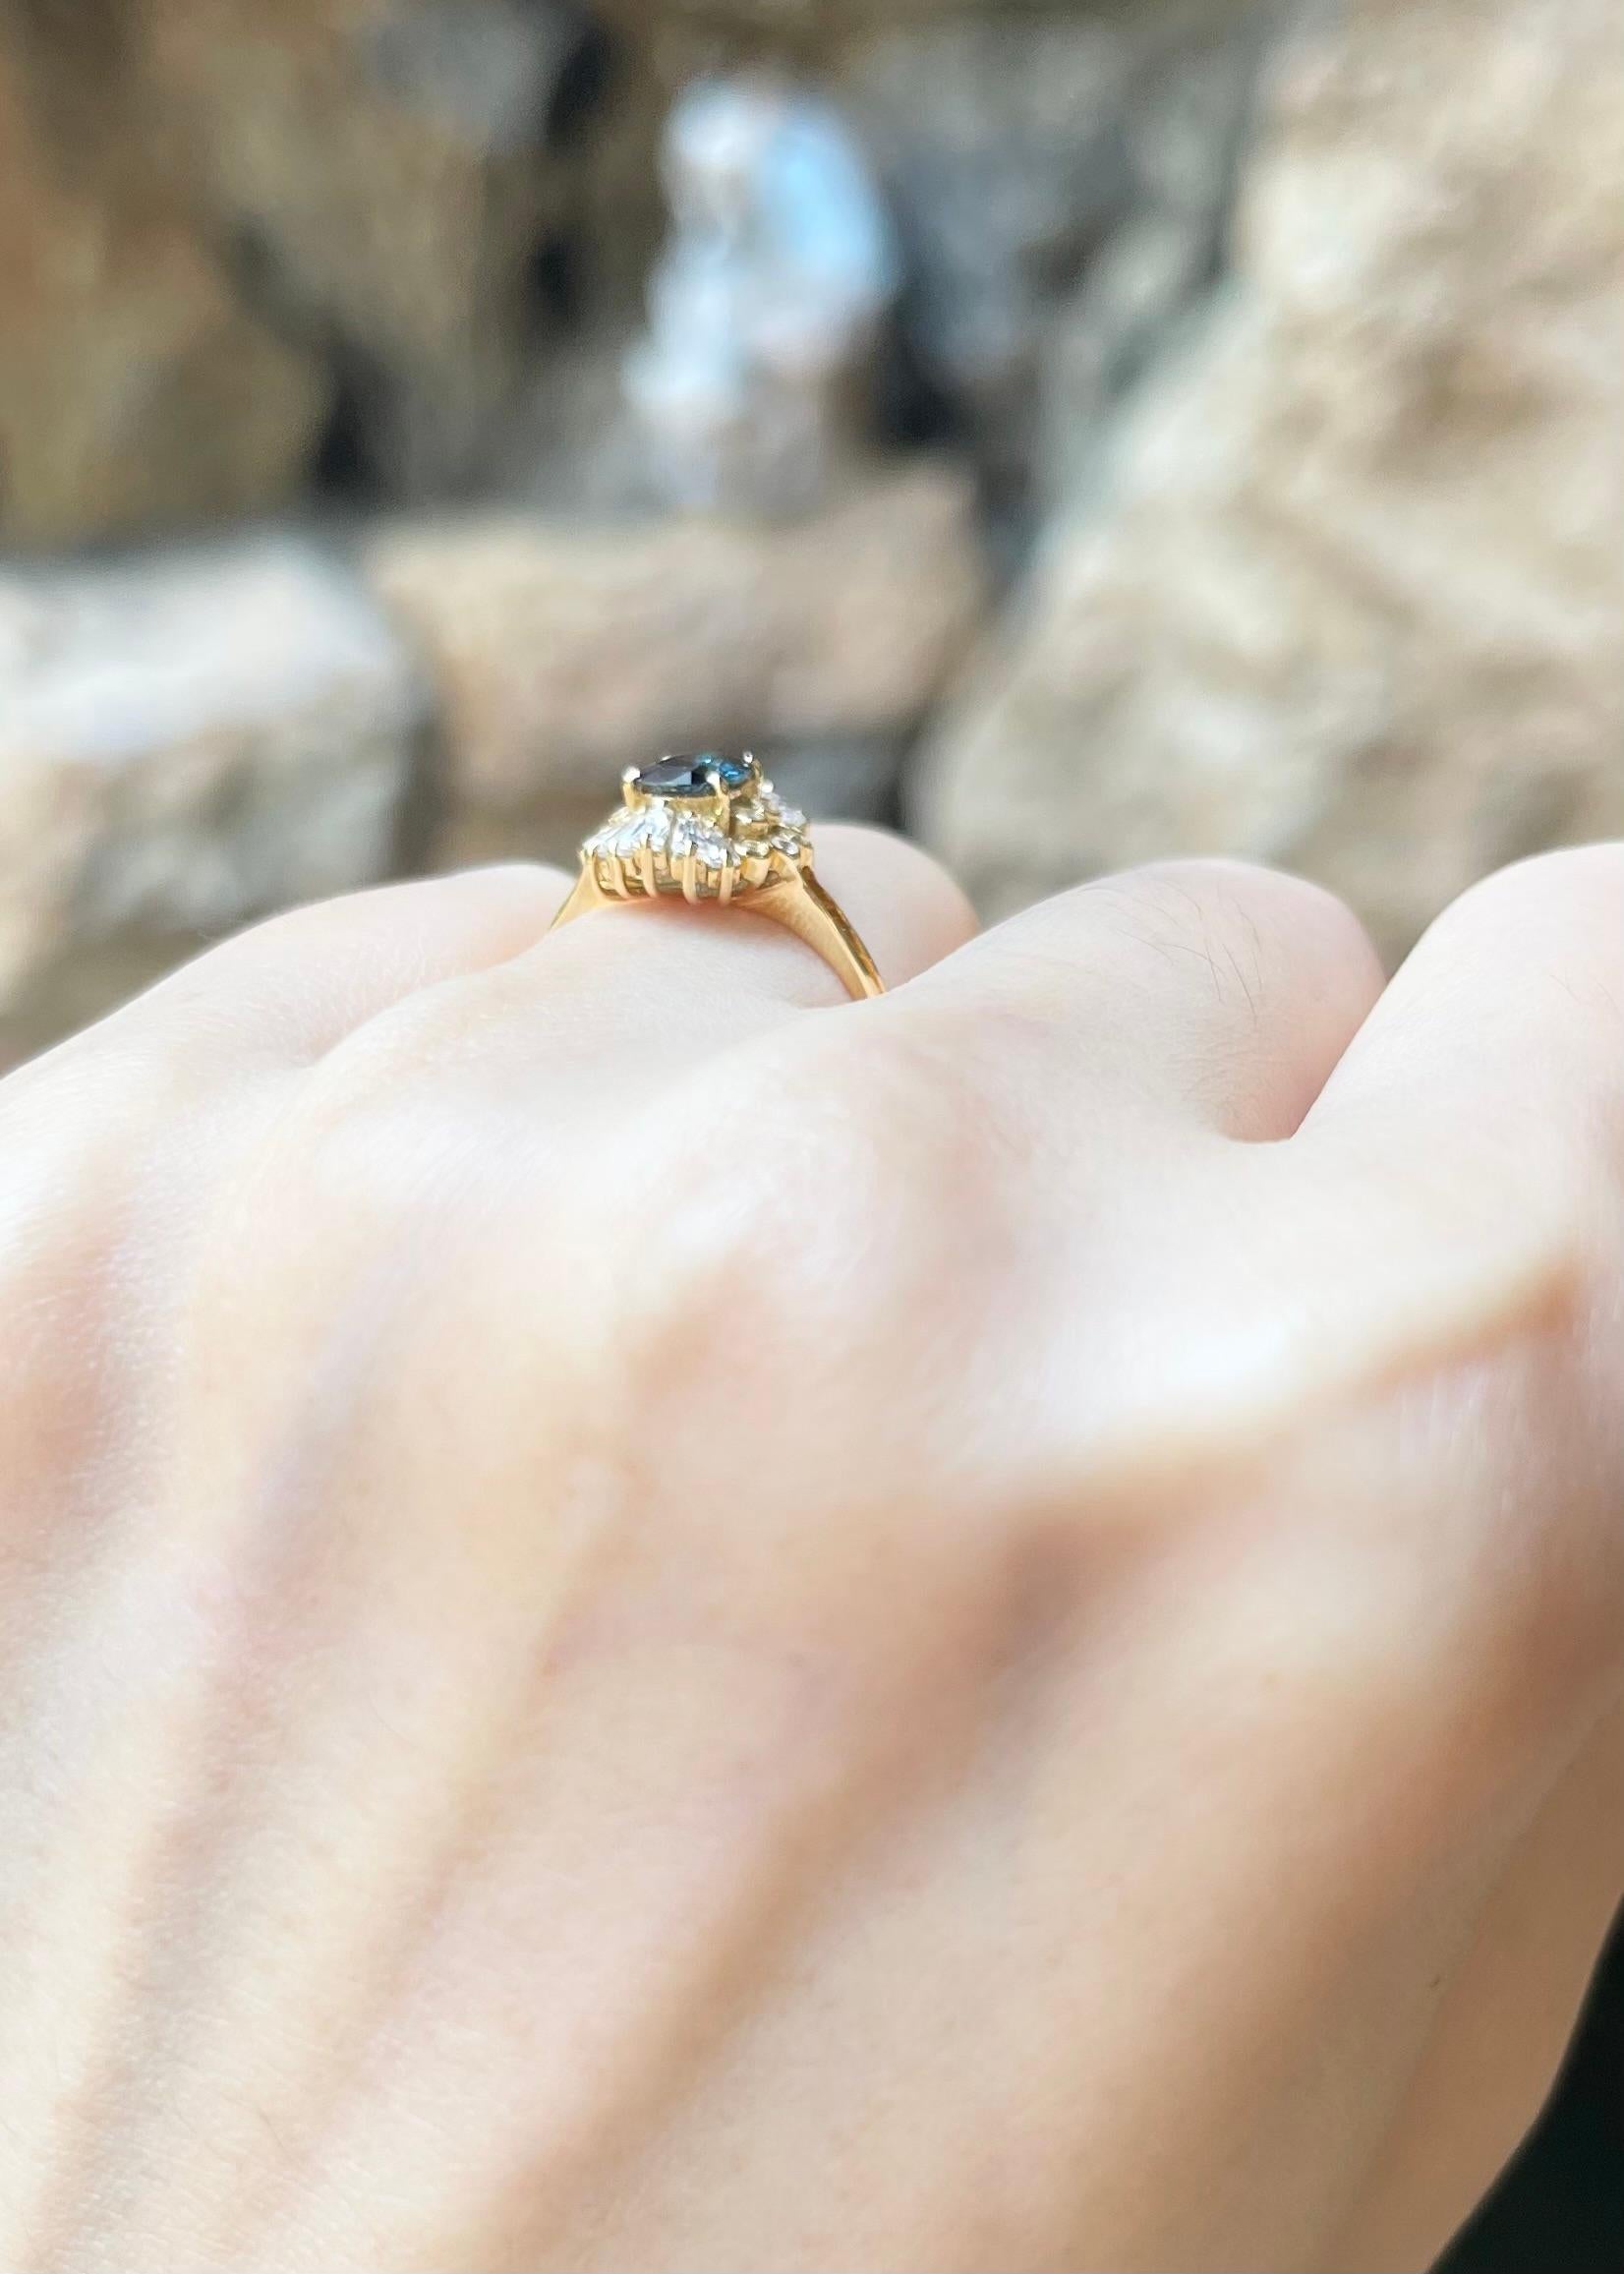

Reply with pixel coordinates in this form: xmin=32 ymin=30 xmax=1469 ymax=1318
xmin=1038 ymin=213 xmax=1217 ymax=502
xmin=131 ymin=0 xmax=613 ymax=496
xmin=841 ymin=2 xmax=1269 ymax=497
xmin=0 ymin=0 xmax=617 ymax=537
xmin=841 ymin=12 xmax=1132 ymax=486
xmin=366 ymin=462 xmax=985 ymax=862
xmin=0 ymin=29 xmax=326 ymax=547
xmin=919 ymin=0 xmax=1624 ymax=959
xmin=765 ymin=735 xmax=901 ymax=829
xmin=0 ymin=539 xmax=428 ymax=1061
xmin=1038 ymin=3 xmax=1274 ymax=503
xmin=367 ymin=0 xmax=601 ymax=156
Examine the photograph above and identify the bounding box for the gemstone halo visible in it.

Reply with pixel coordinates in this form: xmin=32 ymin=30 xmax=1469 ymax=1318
xmin=584 ymin=751 xmax=809 ymax=903
xmin=552 ymin=750 xmax=883 ymax=999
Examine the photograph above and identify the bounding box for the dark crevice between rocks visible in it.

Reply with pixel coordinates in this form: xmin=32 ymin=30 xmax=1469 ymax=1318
xmin=527 ymin=230 xmax=590 ymax=333
xmin=874 ymin=304 xmax=966 ymax=457
xmin=543 ymin=5 xmax=618 ymax=149
xmin=309 ymin=363 xmax=380 ymax=505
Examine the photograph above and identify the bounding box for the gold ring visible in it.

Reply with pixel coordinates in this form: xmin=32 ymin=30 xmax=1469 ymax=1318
xmin=550 ymin=753 xmax=884 ymax=1000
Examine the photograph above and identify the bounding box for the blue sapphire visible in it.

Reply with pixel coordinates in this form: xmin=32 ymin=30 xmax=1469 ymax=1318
xmin=634 ymin=752 xmax=754 ymax=797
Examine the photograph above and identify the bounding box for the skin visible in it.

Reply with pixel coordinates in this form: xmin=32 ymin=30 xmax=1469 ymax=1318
xmin=0 ymin=829 xmax=1620 ymax=2272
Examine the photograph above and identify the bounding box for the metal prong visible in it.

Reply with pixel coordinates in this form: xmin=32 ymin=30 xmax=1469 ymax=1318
xmin=680 ymin=846 xmax=701 ymax=904
xmin=638 ymin=844 xmax=659 ymax=897
xmin=621 ymin=764 xmax=644 ymax=808
xmin=697 ymin=777 xmax=731 ymax=828
xmin=718 ymin=855 xmax=735 ymax=904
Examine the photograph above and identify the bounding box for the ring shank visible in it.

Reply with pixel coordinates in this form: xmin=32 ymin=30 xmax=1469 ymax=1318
xmin=550 ymin=863 xmax=884 ymax=1000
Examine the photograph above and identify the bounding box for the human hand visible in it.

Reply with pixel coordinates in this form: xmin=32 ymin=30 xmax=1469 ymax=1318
xmin=2 ymin=833 xmax=1619 ymax=2270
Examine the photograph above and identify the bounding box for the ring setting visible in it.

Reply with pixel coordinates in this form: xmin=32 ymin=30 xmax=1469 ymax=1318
xmin=551 ymin=752 xmax=884 ymax=999
xmin=584 ymin=752 xmax=809 ymax=904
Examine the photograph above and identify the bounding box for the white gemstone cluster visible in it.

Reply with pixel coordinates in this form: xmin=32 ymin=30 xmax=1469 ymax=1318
xmin=586 ymin=780 xmax=808 ymax=879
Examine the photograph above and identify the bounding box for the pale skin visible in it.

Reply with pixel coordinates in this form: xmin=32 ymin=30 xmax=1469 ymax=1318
xmin=1 ymin=830 xmax=1621 ymax=2273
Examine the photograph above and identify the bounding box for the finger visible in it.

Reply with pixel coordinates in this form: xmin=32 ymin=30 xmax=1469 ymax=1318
xmin=0 ymin=864 xmax=573 ymax=1478
xmin=0 ymin=864 xmax=572 ymax=1251
xmin=1280 ymin=848 xmax=1624 ymax=1753
xmin=1303 ymin=845 xmax=1624 ymax=1180
xmin=910 ymin=858 xmax=1384 ymax=1141
xmin=1293 ymin=847 xmax=1624 ymax=1330
xmin=29 ymin=864 xmax=573 ymax=1084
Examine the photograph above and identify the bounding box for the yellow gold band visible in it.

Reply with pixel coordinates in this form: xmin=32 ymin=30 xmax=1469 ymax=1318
xmin=551 ymin=753 xmax=884 ymax=1000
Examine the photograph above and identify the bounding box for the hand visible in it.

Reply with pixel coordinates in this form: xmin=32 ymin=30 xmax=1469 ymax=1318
xmin=1 ymin=834 xmax=1619 ymax=2272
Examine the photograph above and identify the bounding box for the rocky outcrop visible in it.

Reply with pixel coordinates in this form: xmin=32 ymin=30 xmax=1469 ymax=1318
xmin=0 ymin=0 xmax=616 ymax=541
xmin=841 ymin=0 xmax=1271 ymax=498
xmin=131 ymin=0 xmax=612 ymax=495
xmin=0 ymin=539 xmax=428 ymax=1062
xmin=0 ymin=0 xmax=1269 ymax=546
xmin=919 ymin=0 xmax=1624 ymax=956
xmin=0 ymin=24 xmax=326 ymax=548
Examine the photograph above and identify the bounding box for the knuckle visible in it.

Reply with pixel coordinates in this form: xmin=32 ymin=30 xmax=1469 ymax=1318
xmin=589 ymin=1012 xmax=1002 ymax=1435
xmin=1129 ymin=856 xmax=1380 ymax=981
xmin=8 ymin=1000 xmax=214 ymax=1138
xmin=187 ymin=1017 xmax=487 ymax=1317
xmin=1115 ymin=854 xmax=1351 ymax=925
xmin=1445 ymin=840 xmax=1624 ymax=924
xmin=258 ymin=1096 xmax=527 ymax=1324
xmin=0 ymin=1015 xmax=227 ymax=1299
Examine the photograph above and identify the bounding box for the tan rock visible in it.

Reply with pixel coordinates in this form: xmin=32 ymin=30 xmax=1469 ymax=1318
xmin=0 ymin=539 xmax=427 ymax=1062
xmin=0 ymin=0 xmax=615 ymax=537
xmin=918 ymin=0 xmax=1624 ymax=958
xmin=0 ymin=34 xmax=325 ymax=547
xmin=131 ymin=0 xmax=584 ymax=493
xmin=366 ymin=464 xmax=986 ymax=857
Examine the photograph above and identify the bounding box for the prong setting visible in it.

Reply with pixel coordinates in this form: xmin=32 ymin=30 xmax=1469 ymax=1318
xmin=553 ymin=751 xmax=882 ymax=1000
xmin=581 ymin=753 xmax=809 ymax=907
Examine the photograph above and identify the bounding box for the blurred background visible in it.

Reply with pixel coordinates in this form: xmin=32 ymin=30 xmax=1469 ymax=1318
xmin=0 ymin=0 xmax=1617 ymax=2255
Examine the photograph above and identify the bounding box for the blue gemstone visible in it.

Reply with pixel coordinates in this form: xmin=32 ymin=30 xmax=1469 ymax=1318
xmin=634 ymin=752 xmax=753 ymax=797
